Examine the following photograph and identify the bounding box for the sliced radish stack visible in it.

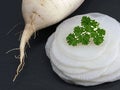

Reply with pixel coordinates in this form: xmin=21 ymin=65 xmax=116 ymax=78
xmin=45 ymin=13 xmax=120 ymax=86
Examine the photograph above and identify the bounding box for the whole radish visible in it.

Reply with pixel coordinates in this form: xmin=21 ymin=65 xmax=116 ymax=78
xmin=14 ymin=0 xmax=85 ymax=81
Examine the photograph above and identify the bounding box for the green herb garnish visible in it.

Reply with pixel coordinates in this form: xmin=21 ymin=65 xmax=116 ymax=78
xmin=66 ymin=16 xmax=106 ymax=46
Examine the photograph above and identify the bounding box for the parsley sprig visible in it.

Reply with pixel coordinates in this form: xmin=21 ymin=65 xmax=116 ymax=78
xmin=66 ymin=16 xmax=106 ymax=46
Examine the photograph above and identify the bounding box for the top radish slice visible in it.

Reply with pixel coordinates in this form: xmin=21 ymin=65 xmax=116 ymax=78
xmin=13 ymin=0 xmax=85 ymax=81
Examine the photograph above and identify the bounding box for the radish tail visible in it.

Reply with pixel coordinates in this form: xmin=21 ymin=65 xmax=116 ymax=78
xmin=13 ymin=24 xmax=35 ymax=81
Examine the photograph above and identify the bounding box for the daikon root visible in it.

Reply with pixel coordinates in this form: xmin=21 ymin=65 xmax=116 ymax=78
xmin=13 ymin=0 xmax=85 ymax=81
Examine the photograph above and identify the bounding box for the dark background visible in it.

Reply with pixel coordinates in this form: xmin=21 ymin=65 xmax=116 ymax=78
xmin=0 ymin=0 xmax=120 ymax=90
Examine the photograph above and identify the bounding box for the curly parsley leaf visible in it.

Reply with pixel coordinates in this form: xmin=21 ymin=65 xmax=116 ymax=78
xmin=66 ymin=16 xmax=106 ymax=46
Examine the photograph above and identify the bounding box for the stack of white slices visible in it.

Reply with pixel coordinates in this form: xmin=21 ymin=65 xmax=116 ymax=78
xmin=45 ymin=13 xmax=120 ymax=86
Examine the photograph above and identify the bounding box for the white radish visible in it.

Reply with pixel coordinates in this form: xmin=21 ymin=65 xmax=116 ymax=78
xmin=45 ymin=13 xmax=120 ymax=86
xmin=14 ymin=0 xmax=85 ymax=81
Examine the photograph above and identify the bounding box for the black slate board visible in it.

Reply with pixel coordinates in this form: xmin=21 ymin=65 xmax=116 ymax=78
xmin=0 ymin=0 xmax=120 ymax=90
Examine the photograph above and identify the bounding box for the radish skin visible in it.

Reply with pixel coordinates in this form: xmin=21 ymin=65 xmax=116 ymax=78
xmin=14 ymin=0 xmax=85 ymax=81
